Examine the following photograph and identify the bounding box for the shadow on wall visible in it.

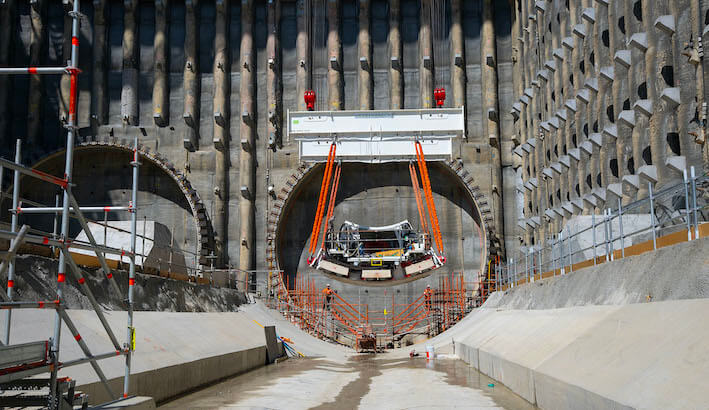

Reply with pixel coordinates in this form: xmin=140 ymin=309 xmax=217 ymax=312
xmin=277 ymin=162 xmax=483 ymax=285
xmin=1 ymin=147 xmax=196 ymax=254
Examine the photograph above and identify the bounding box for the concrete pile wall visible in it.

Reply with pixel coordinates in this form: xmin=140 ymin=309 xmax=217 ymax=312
xmin=0 ymin=0 xmax=517 ymax=293
xmin=430 ymin=238 xmax=709 ymax=409
xmin=512 ymin=0 xmax=709 ymax=250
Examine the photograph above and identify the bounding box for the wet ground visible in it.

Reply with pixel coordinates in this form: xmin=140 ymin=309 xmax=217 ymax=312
xmin=160 ymin=354 xmax=537 ymax=409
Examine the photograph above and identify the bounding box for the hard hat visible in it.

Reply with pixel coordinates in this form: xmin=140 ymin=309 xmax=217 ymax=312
xmin=426 ymin=284 xmax=430 ymax=288
xmin=327 ymin=284 xmax=331 ymax=287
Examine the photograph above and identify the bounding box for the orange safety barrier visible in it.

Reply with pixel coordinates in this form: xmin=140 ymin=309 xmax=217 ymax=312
xmin=308 ymin=143 xmax=337 ymax=258
xmin=272 ymin=272 xmax=478 ymax=348
xmin=414 ymin=141 xmax=444 ymax=257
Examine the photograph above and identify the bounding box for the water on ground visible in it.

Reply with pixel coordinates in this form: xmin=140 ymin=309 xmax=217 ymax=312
xmin=160 ymin=354 xmax=537 ymax=409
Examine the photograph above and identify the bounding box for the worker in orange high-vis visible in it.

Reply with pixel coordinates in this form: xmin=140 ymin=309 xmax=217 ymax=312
xmin=424 ymin=284 xmax=433 ymax=312
xmin=322 ymin=284 xmax=335 ymax=310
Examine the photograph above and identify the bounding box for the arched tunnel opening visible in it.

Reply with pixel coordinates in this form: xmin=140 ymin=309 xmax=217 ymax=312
xmin=2 ymin=146 xmax=205 ymax=273
xmin=274 ymin=161 xmax=488 ymax=344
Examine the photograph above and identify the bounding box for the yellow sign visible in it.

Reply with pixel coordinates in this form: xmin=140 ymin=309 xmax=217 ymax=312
xmin=383 ymin=308 xmax=388 ymax=315
xmin=129 ymin=327 xmax=136 ymax=351
xmin=372 ymin=249 xmax=404 ymax=257
xmin=371 ymin=258 xmax=383 ymax=267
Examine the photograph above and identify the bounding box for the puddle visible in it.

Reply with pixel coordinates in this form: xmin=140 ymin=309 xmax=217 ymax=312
xmin=160 ymin=355 xmax=537 ymax=409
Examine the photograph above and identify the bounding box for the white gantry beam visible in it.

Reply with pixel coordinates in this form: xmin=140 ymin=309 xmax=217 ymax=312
xmin=288 ymin=107 xmax=465 ymax=163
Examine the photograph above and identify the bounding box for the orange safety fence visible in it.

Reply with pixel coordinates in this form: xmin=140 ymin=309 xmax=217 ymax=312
xmin=271 ymin=272 xmax=478 ymax=347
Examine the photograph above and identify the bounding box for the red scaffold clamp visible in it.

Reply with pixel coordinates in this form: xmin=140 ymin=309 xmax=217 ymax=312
xmin=304 ymin=90 xmax=316 ymax=111
xmin=434 ymin=88 xmax=446 ymax=107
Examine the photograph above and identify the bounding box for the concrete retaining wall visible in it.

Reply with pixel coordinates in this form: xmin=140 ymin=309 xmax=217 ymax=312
xmin=430 ymin=239 xmax=709 ymax=409
xmin=81 ymin=346 xmax=267 ymax=404
xmin=5 ymin=309 xmax=271 ymax=405
xmin=442 ymin=300 xmax=709 ymax=410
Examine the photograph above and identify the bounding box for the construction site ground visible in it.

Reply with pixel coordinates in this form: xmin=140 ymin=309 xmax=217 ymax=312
xmin=160 ymin=353 xmax=535 ymax=409
xmin=4 ymin=238 xmax=708 ymax=409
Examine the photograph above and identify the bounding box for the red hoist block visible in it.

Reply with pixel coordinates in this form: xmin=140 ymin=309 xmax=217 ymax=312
xmin=304 ymin=90 xmax=316 ymax=111
xmin=434 ymin=88 xmax=446 ymax=107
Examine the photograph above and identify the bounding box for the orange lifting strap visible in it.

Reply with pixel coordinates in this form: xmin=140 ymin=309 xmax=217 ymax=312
xmin=408 ymin=161 xmax=428 ymax=236
xmin=308 ymin=143 xmax=337 ymax=258
xmin=414 ymin=141 xmax=444 ymax=256
xmin=322 ymin=162 xmax=342 ymax=250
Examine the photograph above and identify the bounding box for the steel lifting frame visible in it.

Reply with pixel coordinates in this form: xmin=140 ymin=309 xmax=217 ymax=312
xmin=0 ymin=0 xmax=141 ymax=404
xmin=307 ymin=140 xmax=446 ymax=267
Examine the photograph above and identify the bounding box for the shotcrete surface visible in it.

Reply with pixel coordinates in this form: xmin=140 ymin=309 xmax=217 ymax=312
xmin=3 ymin=254 xmax=247 ymax=312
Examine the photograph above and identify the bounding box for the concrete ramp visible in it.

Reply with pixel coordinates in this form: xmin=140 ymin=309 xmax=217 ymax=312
xmin=3 ymin=300 xmax=348 ymax=406
xmin=429 ymin=238 xmax=709 ymax=409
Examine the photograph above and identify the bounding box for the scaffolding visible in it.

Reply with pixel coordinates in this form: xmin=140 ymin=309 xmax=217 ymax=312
xmin=268 ymin=271 xmax=477 ymax=350
xmin=0 ymin=1 xmax=142 ymax=407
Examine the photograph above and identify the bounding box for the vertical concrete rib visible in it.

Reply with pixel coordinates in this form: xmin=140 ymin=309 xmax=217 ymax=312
xmin=328 ymin=0 xmax=343 ymax=110
xmin=551 ymin=6 xmax=564 ymax=219
xmin=0 ymin=0 xmax=15 ymax=144
xmin=595 ymin=1 xmax=613 ymax=188
xmin=389 ymin=0 xmax=403 ymax=109
xmin=571 ymin=0 xmax=587 ymax=215
xmin=644 ymin=0 xmax=670 ymax=186
xmin=628 ymin=0 xmax=648 ymax=199
xmin=514 ymin=0 xmax=530 ymax=245
xmin=27 ymin=0 xmax=46 ymax=147
xmin=482 ymin=0 xmax=503 ymax=254
xmin=92 ymin=0 xmax=108 ymax=127
xmin=121 ymin=0 xmax=139 ymax=126
xmin=214 ymin=0 xmax=230 ymax=267
xmin=419 ymin=0 xmax=433 ymax=108
xmin=239 ymin=0 xmax=256 ymax=281
xmin=562 ymin=2 xmax=577 ymax=214
xmin=358 ymin=0 xmax=372 ymax=110
xmin=267 ymin=0 xmax=281 ymax=148
xmin=610 ymin=0 xmax=631 ymax=202
xmin=703 ymin=0 xmax=709 ymax=170
xmin=183 ymin=0 xmax=200 ymax=151
xmin=152 ymin=0 xmax=169 ymax=127
xmin=677 ymin=0 xmax=700 ymax=167
xmin=296 ymin=0 xmax=311 ymax=111
xmin=450 ymin=0 xmax=465 ymax=109
xmin=530 ymin=1 xmax=544 ymax=243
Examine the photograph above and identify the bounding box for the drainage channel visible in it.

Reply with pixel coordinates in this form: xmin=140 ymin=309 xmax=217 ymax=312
xmin=160 ymin=354 xmax=537 ymax=409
